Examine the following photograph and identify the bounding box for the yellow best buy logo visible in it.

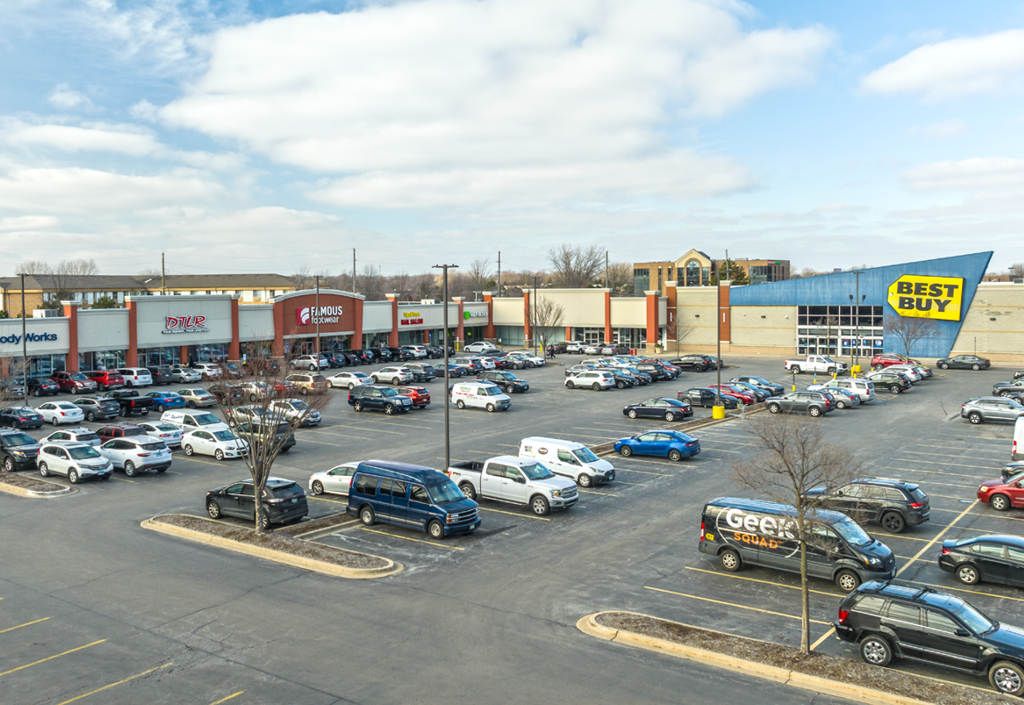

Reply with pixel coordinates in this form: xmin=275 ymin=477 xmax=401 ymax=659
xmin=887 ymin=275 xmax=964 ymax=321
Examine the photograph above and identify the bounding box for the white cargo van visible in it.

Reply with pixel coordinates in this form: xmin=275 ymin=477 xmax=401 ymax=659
xmin=161 ymin=409 xmax=230 ymax=433
xmin=518 ymin=436 xmax=615 ymax=487
xmin=450 ymin=381 xmax=511 ymax=412
xmin=1014 ymin=417 xmax=1024 ymax=461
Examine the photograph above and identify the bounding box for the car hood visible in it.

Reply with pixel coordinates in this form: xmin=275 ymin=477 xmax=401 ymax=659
xmin=587 ymin=458 xmax=614 ymax=472
xmin=9 ymin=442 xmax=41 ymax=452
xmin=979 ymin=624 xmax=1024 ymax=653
xmin=980 ymin=478 xmax=1011 ymax=489
xmin=803 ymin=486 xmax=826 ymax=499
xmin=533 ymin=475 xmax=577 ymax=491
xmin=859 ymin=539 xmax=894 ymax=561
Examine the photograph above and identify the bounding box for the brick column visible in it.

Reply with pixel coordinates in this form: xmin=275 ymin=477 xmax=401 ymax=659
xmin=422 ymin=329 xmax=430 ymax=345
xmin=665 ymin=280 xmax=678 ymax=351
xmin=352 ymin=297 xmax=363 ymax=350
xmin=453 ymin=297 xmax=466 ymax=349
xmin=719 ymin=281 xmax=731 ymax=345
xmin=180 ymin=346 xmax=189 ymax=364
xmin=645 ymin=290 xmax=660 ymax=355
xmin=523 ymin=291 xmax=531 ymax=346
xmin=483 ymin=292 xmax=496 ymax=339
xmin=126 ymin=299 xmax=138 ymax=367
xmin=386 ymin=294 xmax=399 ymax=347
xmin=604 ymin=290 xmax=612 ymax=343
xmin=565 ymin=326 xmax=572 ymax=341
xmin=272 ymin=297 xmax=285 ymax=357
xmin=228 ymin=297 xmax=240 ymax=362
xmin=62 ymin=301 xmax=79 ymax=372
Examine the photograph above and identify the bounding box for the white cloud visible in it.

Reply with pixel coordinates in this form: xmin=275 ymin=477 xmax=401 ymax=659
xmin=3 ymin=120 xmax=161 ymax=156
xmin=48 ymin=83 xmax=93 ymax=109
xmin=0 ymin=215 xmax=60 ymax=231
xmin=160 ymin=0 xmax=830 ymax=207
xmin=907 ymin=118 xmax=967 ymax=139
xmin=82 ymin=0 xmax=200 ymax=68
xmin=862 ymin=30 xmax=1024 ymax=100
xmin=901 ymin=158 xmax=1024 ymax=192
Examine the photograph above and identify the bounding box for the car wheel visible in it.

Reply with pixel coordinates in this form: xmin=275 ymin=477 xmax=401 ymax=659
xmin=531 ymin=495 xmax=550 ymax=516
xmin=371 ymin=376 xmax=379 ymax=383
xmin=459 ymin=483 xmax=477 ymax=500
xmin=791 ymin=366 xmax=800 ymax=374
xmin=956 ymin=564 xmax=980 ymax=585
xmin=34 ymin=388 xmax=41 ymax=397
xmin=68 ymin=469 xmax=79 ymax=484
xmin=125 ymin=380 xmax=133 ymax=387
xmin=881 ymin=512 xmax=906 ymax=533
xmin=873 ymin=364 xmax=883 ymax=371
xmin=214 ymin=449 xmax=225 ymax=461
xmin=619 ymin=445 xmax=633 ymax=457
xmin=578 ymin=473 xmax=593 ymax=488
xmin=257 ymin=509 xmax=270 ymax=530
xmin=207 ymin=501 xmax=221 ymax=519
xmin=859 ymin=635 xmax=892 ymax=667
xmin=969 ymin=412 xmax=983 ymax=424
xmin=836 ymin=400 xmax=847 ymax=409
xmin=972 ymin=363 xmax=981 ymax=371
xmin=2 ymin=457 xmax=13 ymax=472
xmin=668 ymin=449 xmax=682 ymax=462
xmin=359 ymin=505 xmax=375 ymax=526
xmin=616 ymin=381 xmax=625 ymax=389
xmin=184 ymin=444 xmax=194 ymax=456
xmin=187 ymin=401 xmax=196 ymax=408
xmin=768 ymin=403 xmax=780 ymax=414
xmin=384 ymin=404 xmax=395 ymax=415
xmin=38 ymin=462 xmax=49 ymax=477
xmin=456 ymin=400 xmax=465 ymax=409
xmin=991 ymin=493 xmax=1011 ymax=511
xmin=309 ymin=364 xmax=316 ymax=371
xmin=720 ymin=548 xmax=741 ymax=572
xmin=50 ymin=417 xmax=59 ymax=426
xmin=835 ymin=569 xmax=860 ymax=592
xmin=566 ymin=381 xmax=575 ymax=389
xmin=486 ymin=403 xmax=495 ymax=412
xmin=427 ymin=520 xmax=445 ymax=540
xmin=665 ymin=411 xmax=676 ymax=422
xmin=627 ymin=409 xmax=638 ymax=419
xmin=124 ymin=461 xmax=137 ymax=477
xmin=889 ymin=385 xmax=900 ymax=394
xmin=809 ymin=406 xmax=822 ymax=417
xmin=1002 ymin=391 xmax=1012 ymax=398
xmin=86 ymin=411 xmax=96 ymax=422
xmin=311 ymin=480 xmax=324 ymax=495
xmin=353 ymin=401 xmax=363 ymax=412
xmin=990 ymin=661 xmax=1024 ymax=696
xmin=939 ymin=362 xmax=949 ymax=369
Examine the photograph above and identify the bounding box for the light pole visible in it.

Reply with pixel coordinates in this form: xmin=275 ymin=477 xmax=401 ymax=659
xmin=315 ymin=275 xmax=320 ymax=356
xmin=20 ymin=272 xmax=27 ymax=405
xmin=531 ymin=276 xmax=538 ymax=358
xmin=848 ymin=270 xmax=864 ymax=377
xmin=432 ymin=264 xmax=458 ymax=471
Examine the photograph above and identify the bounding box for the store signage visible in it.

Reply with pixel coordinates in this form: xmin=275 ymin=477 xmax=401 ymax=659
xmin=886 ymin=275 xmax=964 ymax=321
xmin=163 ymin=315 xmax=209 ymax=334
xmin=464 ymin=311 xmax=487 ymax=319
xmin=400 ymin=318 xmax=424 ymax=326
xmin=0 ymin=332 xmax=58 ymax=345
xmin=403 ymin=311 xmax=421 ymax=318
xmin=296 ymin=305 xmax=343 ymax=326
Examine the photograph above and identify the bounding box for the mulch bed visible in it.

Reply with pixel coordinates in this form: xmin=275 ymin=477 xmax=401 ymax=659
xmin=0 ymin=472 xmax=69 ymax=493
xmin=151 ymin=513 xmax=389 ymax=571
xmin=596 ymin=613 xmax=1005 ymax=705
xmin=275 ymin=510 xmax=358 ymax=537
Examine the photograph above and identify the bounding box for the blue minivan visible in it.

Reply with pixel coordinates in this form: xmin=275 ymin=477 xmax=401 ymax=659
xmin=347 ymin=460 xmax=481 ymax=539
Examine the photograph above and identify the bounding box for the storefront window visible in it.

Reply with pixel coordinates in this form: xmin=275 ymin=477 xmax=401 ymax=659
xmin=495 ymin=326 xmax=524 ymax=346
xmin=28 ymin=354 xmax=66 ymax=379
xmin=796 ymin=305 xmax=882 ymax=358
xmin=191 ymin=343 xmax=228 ymax=363
xmin=79 ymin=350 xmax=127 ymax=371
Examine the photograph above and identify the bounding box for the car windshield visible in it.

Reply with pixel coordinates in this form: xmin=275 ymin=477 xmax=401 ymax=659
xmin=185 ymin=389 xmax=207 ymax=396
xmin=289 ymin=400 xmax=308 ymax=410
xmin=2 ymin=433 xmax=36 ymax=448
xmin=213 ymin=430 xmax=237 ymax=442
xmin=953 ymin=602 xmax=995 ymax=634
xmin=380 ymin=388 xmax=399 ymax=397
xmin=77 ymin=432 xmax=100 ymax=442
xmin=427 ymin=479 xmax=465 ymax=505
xmin=484 ymin=387 xmax=504 ymax=396
xmin=521 ymin=462 xmax=555 ymax=480
xmin=572 ymin=447 xmax=598 ymax=463
xmin=68 ymin=446 xmax=101 ymax=459
xmin=194 ymin=413 xmax=221 ymax=425
xmin=832 ymin=518 xmax=872 ymax=547
xmin=57 ymin=403 xmax=78 ymax=410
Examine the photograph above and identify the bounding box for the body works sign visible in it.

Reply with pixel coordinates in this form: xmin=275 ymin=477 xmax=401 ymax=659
xmin=163 ymin=315 xmax=209 ymax=334
xmin=886 ymin=275 xmax=964 ymax=321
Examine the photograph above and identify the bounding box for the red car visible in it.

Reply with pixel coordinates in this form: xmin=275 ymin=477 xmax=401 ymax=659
xmin=50 ymin=371 xmax=98 ymax=394
xmin=870 ymin=353 xmax=921 ymax=371
xmin=85 ymin=370 xmax=125 ymax=391
xmin=708 ymin=384 xmax=755 ymax=405
xmin=396 ymin=386 xmax=431 ymax=409
xmin=978 ymin=474 xmax=1024 ymax=511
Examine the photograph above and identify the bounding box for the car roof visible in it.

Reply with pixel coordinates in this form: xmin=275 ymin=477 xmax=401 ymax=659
xmin=852 ymin=477 xmax=918 ymax=490
xmin=957 ymin=534 xmax=1024 ymax=549
xmin=705 ymin=496 xmax=848 ymax=523
xmin=858 ymin=582 xmax=971 ymax=612
xmin=356 ymin=460 xmax=447 ymax=483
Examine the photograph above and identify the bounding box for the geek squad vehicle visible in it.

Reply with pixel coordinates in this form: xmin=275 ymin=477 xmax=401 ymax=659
xmin=699 ymin=497 xmax=897 ymax=591
xmin=347 ymin=460 xmax=481 ymax=539
xmin=518 ymin=437 xmax=615 ymax=487
xmin=447 ymin=455 xmax=578 ymax=516
xmin=451 ymin=381 xmax=511 ymax=412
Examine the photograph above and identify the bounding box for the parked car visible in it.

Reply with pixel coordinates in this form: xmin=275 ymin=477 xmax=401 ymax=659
xmin=146 ymin=366 xmax=177 ymax=385
xmin=804 ymin=477 xmax=930 ymax=533
xmin=190 ymin=362 xmax=222 ymax=380
xmin=36 ymin=401 xmax=86 ymax=425
xmin=206 ymin=477 xmax=307 ymax=528
xmin=269 ymin=398 xmax=321 ymax=426
xmin=401 ymin=363 xmax=436 ymax=383
xmin=446 ymin=456 xmax=577 ymax=516
xmin=707 ymin=384 xmax=756 ymax=405
xmin=938 ymin=355 xmax=992 ymax=371
xmin=290 ymin=354 xmax=328 ymax=371
xmin=994 ymin=380 xmax=1024 ymax=398
xmin=564 ymin=370 xmax=615 ymax=391
xmin=402 ymin=345 xmax=428 ymax=359
xmin=622 ymin=398 xmax=693 ymax=422
xmin=285 ymin=373 xmax=329 ymax=395
xmin=169 ymin=366 xmax=203 ymax=383
xmin=464 ymin=341 xmax=498 ymax=354
xmin=136 ymin=420 xmax=185 ymax=448
xmin=669 ymin=354 xmax=717 ymax=372
xmin=184 ymin=428 xmax=249 ymax=460
xmin=72 ymin=396 xmax=121 ymax=422
xmin=519 ymin=436 xmax=615 ymax=487
xmin=42 ymin=427 xmax=102 ymax=447
xmin=634 ymin=362 xmax=670 ymax=381
xmin=106 ymin=389 xmax=155 ymax=417
xmin=726 ymin=380 xmax=771 ymax=402
xmin=96 ymin=423 xmax=147 ymax=444
xmin=0 ymin=376 xmax=26 ymax=399
xmin=329 ymin=371 xmax=371 ymax=390
xmin=226 ymin=405 xmax=267 ymax=426
xmin=615 ymin=430 xmax=700 ymax=461
xmin=939 ymin=534 xmax=1024 ymax=587
xmin=0 ymin=429 xmax=41 ymax=471
xmin=962 ymin=397 xmax=1024 ymax=425
xmin=221 ymin=363 xmax=244 ymax=379
xmin=437 ymin=363 xmax=466 ymax=378
xmin=37 ymin=442 xmax=112 ymax=483
xmin=730 ymin=375 xmax=784 ymax=396
xmin=565 ymin=342 xmax=585 ymax=353
xmin=809 ymin=378 xmax=876 ymax=404
xmin=678 ymin=387 xmax=738 ymax=409
xmin=870 ymin=353 xmax=921 ymax=371
xmin=978 ymin=471 xmax=1024 ymax=511
xmin=476 ymin=371 xmax=529 ymax=394
xmin=321 ymin=352 xmax=347 ymax=369
xmin=765 ymin=391 xmax=832 ymax=417
xmin=27 ymin=377 xmax=59 ymax=397
xmin=234 ymin=420 xmax=296 ymax=454
xmin=0 ymin=406 xmax=44 ymax=429
xmin=395 ymin=386 xmax=430 ymax=409
xmin=348 ymin=385 xmax=414 ymax=415
xmin=865 ymin=369 xmax=913 ymax=394
xmin=371 ymin=366 xmax=414 ymax=385
xmin=833 ymin=581 xmax=1024 ymax=696
xmin=451 ymin=381 xmax=512 ymax=412
xmin=783 ymin=355 xmax=849 ymax=375
xmin=308 ymin=461 xmax=359 ymax=496
xmin=160 ymin=409 xmax=229 ymax=434
xmin=116 ymin=367 xmax=154 ymax=387
xmin=84 ymin=370 xmax=125 ymax=391
xmin=886 ymin=364 xmax=923 ymax=383
xmin=98 ymin=436 xmax=172 ymax=476
xmin=50 ymin=371 xmax=98 ymax=395
xmin=178 ymin=387 xmax=217 ymax=408
xmin=144 ymin=390 xmax=186 ymax=413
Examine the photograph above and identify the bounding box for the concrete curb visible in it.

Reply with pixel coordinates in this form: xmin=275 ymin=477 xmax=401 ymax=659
xmin=141 ymin=516 xmax=403 ymax=580
xmin=577 ymin=612 xmax=935 ymax=705
xmin=0 ymin=478 xmax=76 ymax=499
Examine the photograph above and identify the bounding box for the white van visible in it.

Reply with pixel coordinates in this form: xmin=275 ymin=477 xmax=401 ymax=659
xmin=1014 ymin=417 xmax=1024 ymax=461
xmin=450 ymin=381 xmax=511 ymax=412
xmin=161 ymin=409 xmax=230 ymax=433
xmin=518 ymin=436 xmax=615 ymax=488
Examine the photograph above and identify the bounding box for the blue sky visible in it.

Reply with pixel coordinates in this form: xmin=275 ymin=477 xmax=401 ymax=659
xmin=2 ymin=0 xmax=1023 ymax=277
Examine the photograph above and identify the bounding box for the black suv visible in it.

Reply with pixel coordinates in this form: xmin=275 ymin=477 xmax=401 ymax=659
xmin=402 ymin=363 xmax=436 ymax=383
xmin=347 ymin=385 xmax=414 ymax=415
xmin=206 ymin=477 xmax=308 ymax=528
xmin=670 ymin=354 xmax=718 ymax=372
xmin=1 ymin=429 xmax=41 ymax=471
xmin=804 ymin=478 xmax=930 ymax=533
xmin=834 ymin=581 xmax=1024 ymax=696
xmin=634 ymin=363 xmax=669 ymax=381
xmin=867 ymin=370 xmax=912 ymax=394
xmin=476 ymin=371 xmax=529 ymax=393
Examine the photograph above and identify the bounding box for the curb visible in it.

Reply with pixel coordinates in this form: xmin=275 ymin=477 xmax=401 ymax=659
xmin=0 ymin=479 xmax=77 ymax=499
xmin=141 ymin=516 xmax=404 ymax=579
xmin=577 ymin=612 xmax=935 ymax=705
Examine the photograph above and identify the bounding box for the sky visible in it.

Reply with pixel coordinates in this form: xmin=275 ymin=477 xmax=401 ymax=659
xmin=2 ymin=0 xmax=1024 ymax=278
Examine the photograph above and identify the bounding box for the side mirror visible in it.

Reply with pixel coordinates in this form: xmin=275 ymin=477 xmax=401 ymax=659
xmin=835 ymin=490 xmax=844 ymax=496
xmin=954 ymin=628 xmax=970 ymax=637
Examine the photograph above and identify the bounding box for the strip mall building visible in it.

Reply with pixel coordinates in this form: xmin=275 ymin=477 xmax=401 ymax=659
xmin=1 ymin=251 xmax=1022 ymax=377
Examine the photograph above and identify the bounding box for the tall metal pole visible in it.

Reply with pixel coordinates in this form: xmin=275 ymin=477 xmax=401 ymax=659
xmin=497 ymin=251 xmax=501 ymax=297
xmin=315 ymin=275 xmax=321 ymax=355
xmin=21 ymin=273 xmax=28 ymax=406
xmin=716 ymin=278 xmax=722 ymax=406
xmin=161 ymin=252 xmax=166 ymax=295
xmin=854 ymin=271 xmax=860 ymax=375
xmin=532 ymin=275 xmax=538 ymax=357
xmin=433 ymin=264 xmax=458 ymax=471
xmin=352 ymin=249 xmax=357 ymax=294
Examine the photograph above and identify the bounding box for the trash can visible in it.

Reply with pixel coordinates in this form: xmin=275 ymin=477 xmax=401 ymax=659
xmin=712 ymin=405 xmax=726 ymax=419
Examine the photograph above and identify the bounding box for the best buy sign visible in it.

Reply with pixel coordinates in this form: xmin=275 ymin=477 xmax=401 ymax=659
xmin=887 ymin=275 xmax=964 ymax=321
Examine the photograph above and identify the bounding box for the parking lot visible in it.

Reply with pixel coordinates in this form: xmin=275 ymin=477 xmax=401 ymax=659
xmin=1 ymin=353 xmax=1021 ymax=703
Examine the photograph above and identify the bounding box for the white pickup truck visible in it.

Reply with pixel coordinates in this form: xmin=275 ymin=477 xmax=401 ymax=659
xmin=783 ymin=355 xmax=848 ymax=375
xmin=446 ymin=455 xmax=578 ymax=516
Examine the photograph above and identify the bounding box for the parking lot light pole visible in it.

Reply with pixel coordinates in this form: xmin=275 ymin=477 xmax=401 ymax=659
xmin=433 ymin=264 xmax=458 ymax=470
xmin=20 ymin=272 xmax=27 ymax=406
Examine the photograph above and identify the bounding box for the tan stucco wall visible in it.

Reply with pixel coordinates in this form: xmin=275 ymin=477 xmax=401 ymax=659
xmin=731 ymin=305 xmax=798 ymax=352
xmin=952 ymin=283 xmax=1024 ymax=362
xmin=673 ymin=287 xmax=718 ymax=347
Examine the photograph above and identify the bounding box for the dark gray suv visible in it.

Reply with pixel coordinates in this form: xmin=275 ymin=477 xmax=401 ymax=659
xmin=961 ymin=397 xmax=1024 ymax=425
xmin=766 ymin=391 xmax=831 ymax=417
xmin=803 ymin=477 xmax=930 ymax=533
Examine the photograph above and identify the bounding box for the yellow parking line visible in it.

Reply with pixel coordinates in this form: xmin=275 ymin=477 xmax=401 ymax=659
xmin=615 ymin=480 xmax=647 ymax=486
xmin=644 ymin=586 xmax=831 ymax=625
xmin=0 ymin=617 xmax=50 ymax=634
xmin=579 ymin=489 xmax=619 ymax=497
xmin=360 ymin=527 xmax=464 ymax=550
xmin=872 ymin=532 xmax=937 ymax=543
xmin=56 ymin=663 xmax=172 ymax=705
xmin=896 ymin=501 xmax=978 ymax=577
xmin=308 ymin=495 xmax=348 ymax=505
xmin=478 ymin=506 xmax=549 ymax=521
xmin=684 ymin=567 xmax=843 ymax=597
xmin=113 ymin=477 xmax=134 ymax=483
xmin=0 ymin=639 xmax=106 ymax=677
xmin=209 ymin=692 xmax=246 ymax=705
xmin=810 ymin=628 xmax=835 ymax=651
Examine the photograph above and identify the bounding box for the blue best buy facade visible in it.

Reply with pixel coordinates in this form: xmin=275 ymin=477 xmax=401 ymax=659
xmin=729 ymin=252 xmax=992 ymax=359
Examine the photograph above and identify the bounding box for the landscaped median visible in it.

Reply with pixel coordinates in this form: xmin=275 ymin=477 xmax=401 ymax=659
xmin=0 ymin=472 xmax=75 ymax=499
xmin=142 ymin=513 xmax=403 ymax=579
xmin=577 ymin=611 xmax=1004 ymax=705
xmin=590 ymin=403 xmax=765 ymax=455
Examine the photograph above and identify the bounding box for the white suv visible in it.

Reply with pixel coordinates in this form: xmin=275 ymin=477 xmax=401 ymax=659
xmin=117 ymin=367 xmax=154 ymax=387
xmin=97 ymin=437 xmax=172 ymax=476
xmin=372 ymin=367 xmax=414 ymax=385
xmin=42 ymin=427 xmax=101 ymax=447
xmin=464 ymin=342 xmax=498 ymax=354
xmin=137 ymin=420 xmax=185 ymax=448
xmin=191 ymin=363 xmax=222 ymax=380
xmin=402 ymin=345 xmax=428 ymax=359
xmin=290 ymin=355 xmax=326 ymax=371
xmin=37 ymin=442 xmax=113 ymax=483
xmin=565 ymin=371 xmax=615 ymax=391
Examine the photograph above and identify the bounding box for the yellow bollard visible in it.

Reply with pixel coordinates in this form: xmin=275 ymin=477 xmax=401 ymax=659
xmin=712 ymin=405 xmax=726 ymax=420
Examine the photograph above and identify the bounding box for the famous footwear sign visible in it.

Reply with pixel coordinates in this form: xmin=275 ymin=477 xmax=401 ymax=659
xmin=296 ymin=305 xmax=343 ymax=326
xmin=886 ymin=275 xmax=964 ymax=321
xmin=163 ymin=315 xmax=210 ymax=334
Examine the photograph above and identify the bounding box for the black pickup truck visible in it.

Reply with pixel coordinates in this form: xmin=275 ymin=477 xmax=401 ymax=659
xmin=106 ymin=389 xmax=154 ymax=417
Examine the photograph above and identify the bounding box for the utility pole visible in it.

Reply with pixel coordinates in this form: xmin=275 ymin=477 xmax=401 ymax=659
xmin=432 ymin=264 xmax=458 ymax=471
xmin=849 ymin=270 xmax=862 ymax=377
xmin=497 ymin=251 xmax=501 ymax=297
xmin=532 ymin=275 xmax=538 ymax=357
xmin=315 ymin=275 xmax=321 ymax=355
xmin=161 ymin=252 xmax=166 ymax=295
xmin=605 ymin=251 xmax=609 ymax=291
xmin=352 ymin=249 xmax=357 ymax=294
xmin=20 ymin=272 xmax=27 ymax=405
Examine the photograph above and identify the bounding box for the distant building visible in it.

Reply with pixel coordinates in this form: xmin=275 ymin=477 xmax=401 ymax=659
xmin=633 ymin=249 xmax=790 ymax=295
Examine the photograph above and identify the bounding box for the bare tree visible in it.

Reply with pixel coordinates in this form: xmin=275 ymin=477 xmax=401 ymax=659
xmin=207 ymin=345 xmax=332 ymax=533
xmin=412 ymin=273 xmax=437 ymax=301
xmin=466 ymin=258 xmax=493 ymax=299
xmin=548 ymin=244 xmax=604 ymax=289
xmin=19 ymin=259 xmax=100 ymax=307
xmin=1010 ymin=263 xmax=1024 ymax=281
xmin=672 ymin=317 xmax=697 ymax=357
xmin=729 ymin=414 xmax=862 ymax=653
xmin=291 ymin=265 xmax=316 ymax=290
xmin=1 ymin=357 xmax=32 ymax=415
xmin=358 ymin=265 xmax=386 ymax=301
xmin=884 ymin=315 xmax=940 ymax=360
xmin=605 ymin=262 xmax=633 ymax=297
xmin=528 ymin=295 xmax=565 ymax=350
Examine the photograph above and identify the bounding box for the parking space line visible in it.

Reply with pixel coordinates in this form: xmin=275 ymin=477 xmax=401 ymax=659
xmin=360 ymin=527 xmax=465 ymax=550
xmin=896 ymin=501 xmax=978 ymax=577
xmin=0 ymin=639 xmax=106 ymax=677
xmin=308 ymin=496 xmax=348 ymax=505
xmin=895 ymin=457 xmax=994 ymax=471
xmin=873 ymin=532 xmax=937 ymax=543
xmin=56 ymin=662 xmax=172 ymax=705
xmin=878 ymin=468 xmax=979 ymax=485
xmin=478 ymin=506 xmax=550 ymax=521
xmin=643 ymin=586 xmax=831 ymax=625
xmin=209 ymin=692 xmax=246 ymax=705
xmin=299 ymin=428 xmax=373 ymax=441
xmin=495 ymin=444 xmax=519 ymax=449
xmin=0 ymin=617 xmax=50 ymax=634
xmin=927 ymin=494 xmax=974 ymax=501
xmin=613 ymin=468 xmax=671 ymax=476
xmin=684 ymin=567 xmax=844 ymax=598
xmin=887 ymin=465 xmax=988 ymax=479
xmin=810 ymin=628 xmax=835 ymax=651
xmin=614 ymin=480 xmax=647 ymax=486
xmin=912 ymin=580 xmax=1024 ymax=604
xmin=578 ymin=489 xmax=619 ymax=497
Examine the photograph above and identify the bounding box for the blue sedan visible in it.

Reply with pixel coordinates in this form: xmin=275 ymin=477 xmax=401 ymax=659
xmin=145 ymin=391 xmax=186 ymax=412
xmin=614 ymin=430 xmax=701 ymax=461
